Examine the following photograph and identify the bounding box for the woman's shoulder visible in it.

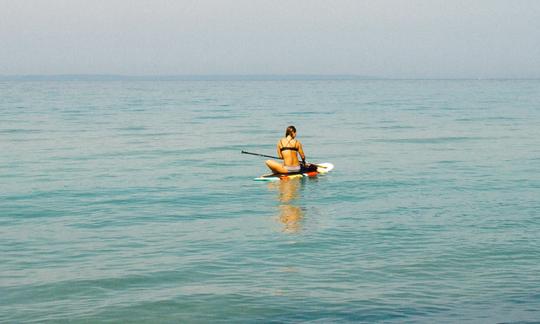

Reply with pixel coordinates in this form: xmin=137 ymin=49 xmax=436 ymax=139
xmin=278 ymin=137 xmax=300 ymax=147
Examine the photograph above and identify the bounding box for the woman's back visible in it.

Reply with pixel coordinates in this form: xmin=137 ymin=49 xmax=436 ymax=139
xmin=279 ymin=137 xmax=300 ymax=166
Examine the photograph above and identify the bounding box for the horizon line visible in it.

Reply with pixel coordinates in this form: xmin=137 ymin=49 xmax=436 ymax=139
xmin=0 ymin=74 xmax=539 ymax=81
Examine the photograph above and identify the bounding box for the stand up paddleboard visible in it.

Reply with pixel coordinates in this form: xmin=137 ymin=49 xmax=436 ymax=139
xmin=254 ymin=163 xmax=334 ymax=181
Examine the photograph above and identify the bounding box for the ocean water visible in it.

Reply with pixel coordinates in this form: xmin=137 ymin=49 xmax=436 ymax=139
xmin=1 ymin=79 xmax=539 ymax=323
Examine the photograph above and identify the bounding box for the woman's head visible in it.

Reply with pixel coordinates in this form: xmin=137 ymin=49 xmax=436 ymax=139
xmin=285 ymin=125 xmax=297 ymax=137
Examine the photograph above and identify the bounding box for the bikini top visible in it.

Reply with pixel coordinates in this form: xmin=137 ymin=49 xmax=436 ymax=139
xmin=280 ymin=146 xmax=298 ymax=152
xmin=279 ymin=139 xmax=299 ymax=152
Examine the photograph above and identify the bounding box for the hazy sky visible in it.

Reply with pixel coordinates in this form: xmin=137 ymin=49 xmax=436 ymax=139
xmin=1 ymin=0 xmax=539 ymax=78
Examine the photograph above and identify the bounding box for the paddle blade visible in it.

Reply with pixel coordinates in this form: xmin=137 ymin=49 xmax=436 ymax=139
xmin=316 ymin=163 xmax=334 ymax=173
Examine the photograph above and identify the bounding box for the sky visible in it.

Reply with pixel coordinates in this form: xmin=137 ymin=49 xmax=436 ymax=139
xmin=1 ymin=0 xmax=539 ymax=78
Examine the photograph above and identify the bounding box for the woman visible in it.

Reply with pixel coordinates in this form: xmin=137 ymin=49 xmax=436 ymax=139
xmin=265 ymin=125 xmax=307 ymax=174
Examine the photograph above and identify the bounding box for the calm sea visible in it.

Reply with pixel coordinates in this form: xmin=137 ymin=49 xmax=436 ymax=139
xmin=1 ymin=79 xmax=539 ymax=323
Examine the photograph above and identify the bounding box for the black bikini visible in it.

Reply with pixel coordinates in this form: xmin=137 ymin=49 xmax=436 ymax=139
xmin=280 ymin=139 xmax=302 ymax=172
xmin=280 ymin=146 xmax=298 ymax=152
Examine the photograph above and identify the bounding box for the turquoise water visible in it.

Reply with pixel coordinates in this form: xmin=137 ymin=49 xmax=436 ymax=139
xmin=1 ymin=79 xmax=539 ymax=322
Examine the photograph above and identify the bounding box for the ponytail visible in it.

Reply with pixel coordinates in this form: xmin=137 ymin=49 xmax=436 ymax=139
xmin=285 ymin=125 xmax=296 ymax=137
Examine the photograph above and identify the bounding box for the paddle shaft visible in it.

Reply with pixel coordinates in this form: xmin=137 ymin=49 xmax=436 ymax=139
xmin=241 ymin=150 xmax=280 ymax=159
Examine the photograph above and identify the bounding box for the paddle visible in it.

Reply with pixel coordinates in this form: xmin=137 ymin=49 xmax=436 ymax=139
xmin=241 ymin=150 xmax=327 ymax=169
xmin=241 ymin=150 xmax=280 ymax=159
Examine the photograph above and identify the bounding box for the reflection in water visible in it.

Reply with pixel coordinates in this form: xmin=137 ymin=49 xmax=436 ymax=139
xmin=268 ymin=179 xmax=304 ymax=233
xmin=279 ymin=205 xmax=303 ymax=233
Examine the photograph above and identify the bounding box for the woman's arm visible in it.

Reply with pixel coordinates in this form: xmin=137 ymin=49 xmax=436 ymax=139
xmin=297 ymin=141 xmax=305 ymax=162
xmin=277 ymin=141 xmax=283 ymax=159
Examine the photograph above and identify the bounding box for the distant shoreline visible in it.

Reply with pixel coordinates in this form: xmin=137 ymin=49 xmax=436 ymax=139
xmin=0 ymin=75 xmax=538 ymax=81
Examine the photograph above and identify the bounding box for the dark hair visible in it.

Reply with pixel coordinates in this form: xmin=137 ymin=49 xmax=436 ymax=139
xmin=285 ymin=125 xmax=296 ymax=137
